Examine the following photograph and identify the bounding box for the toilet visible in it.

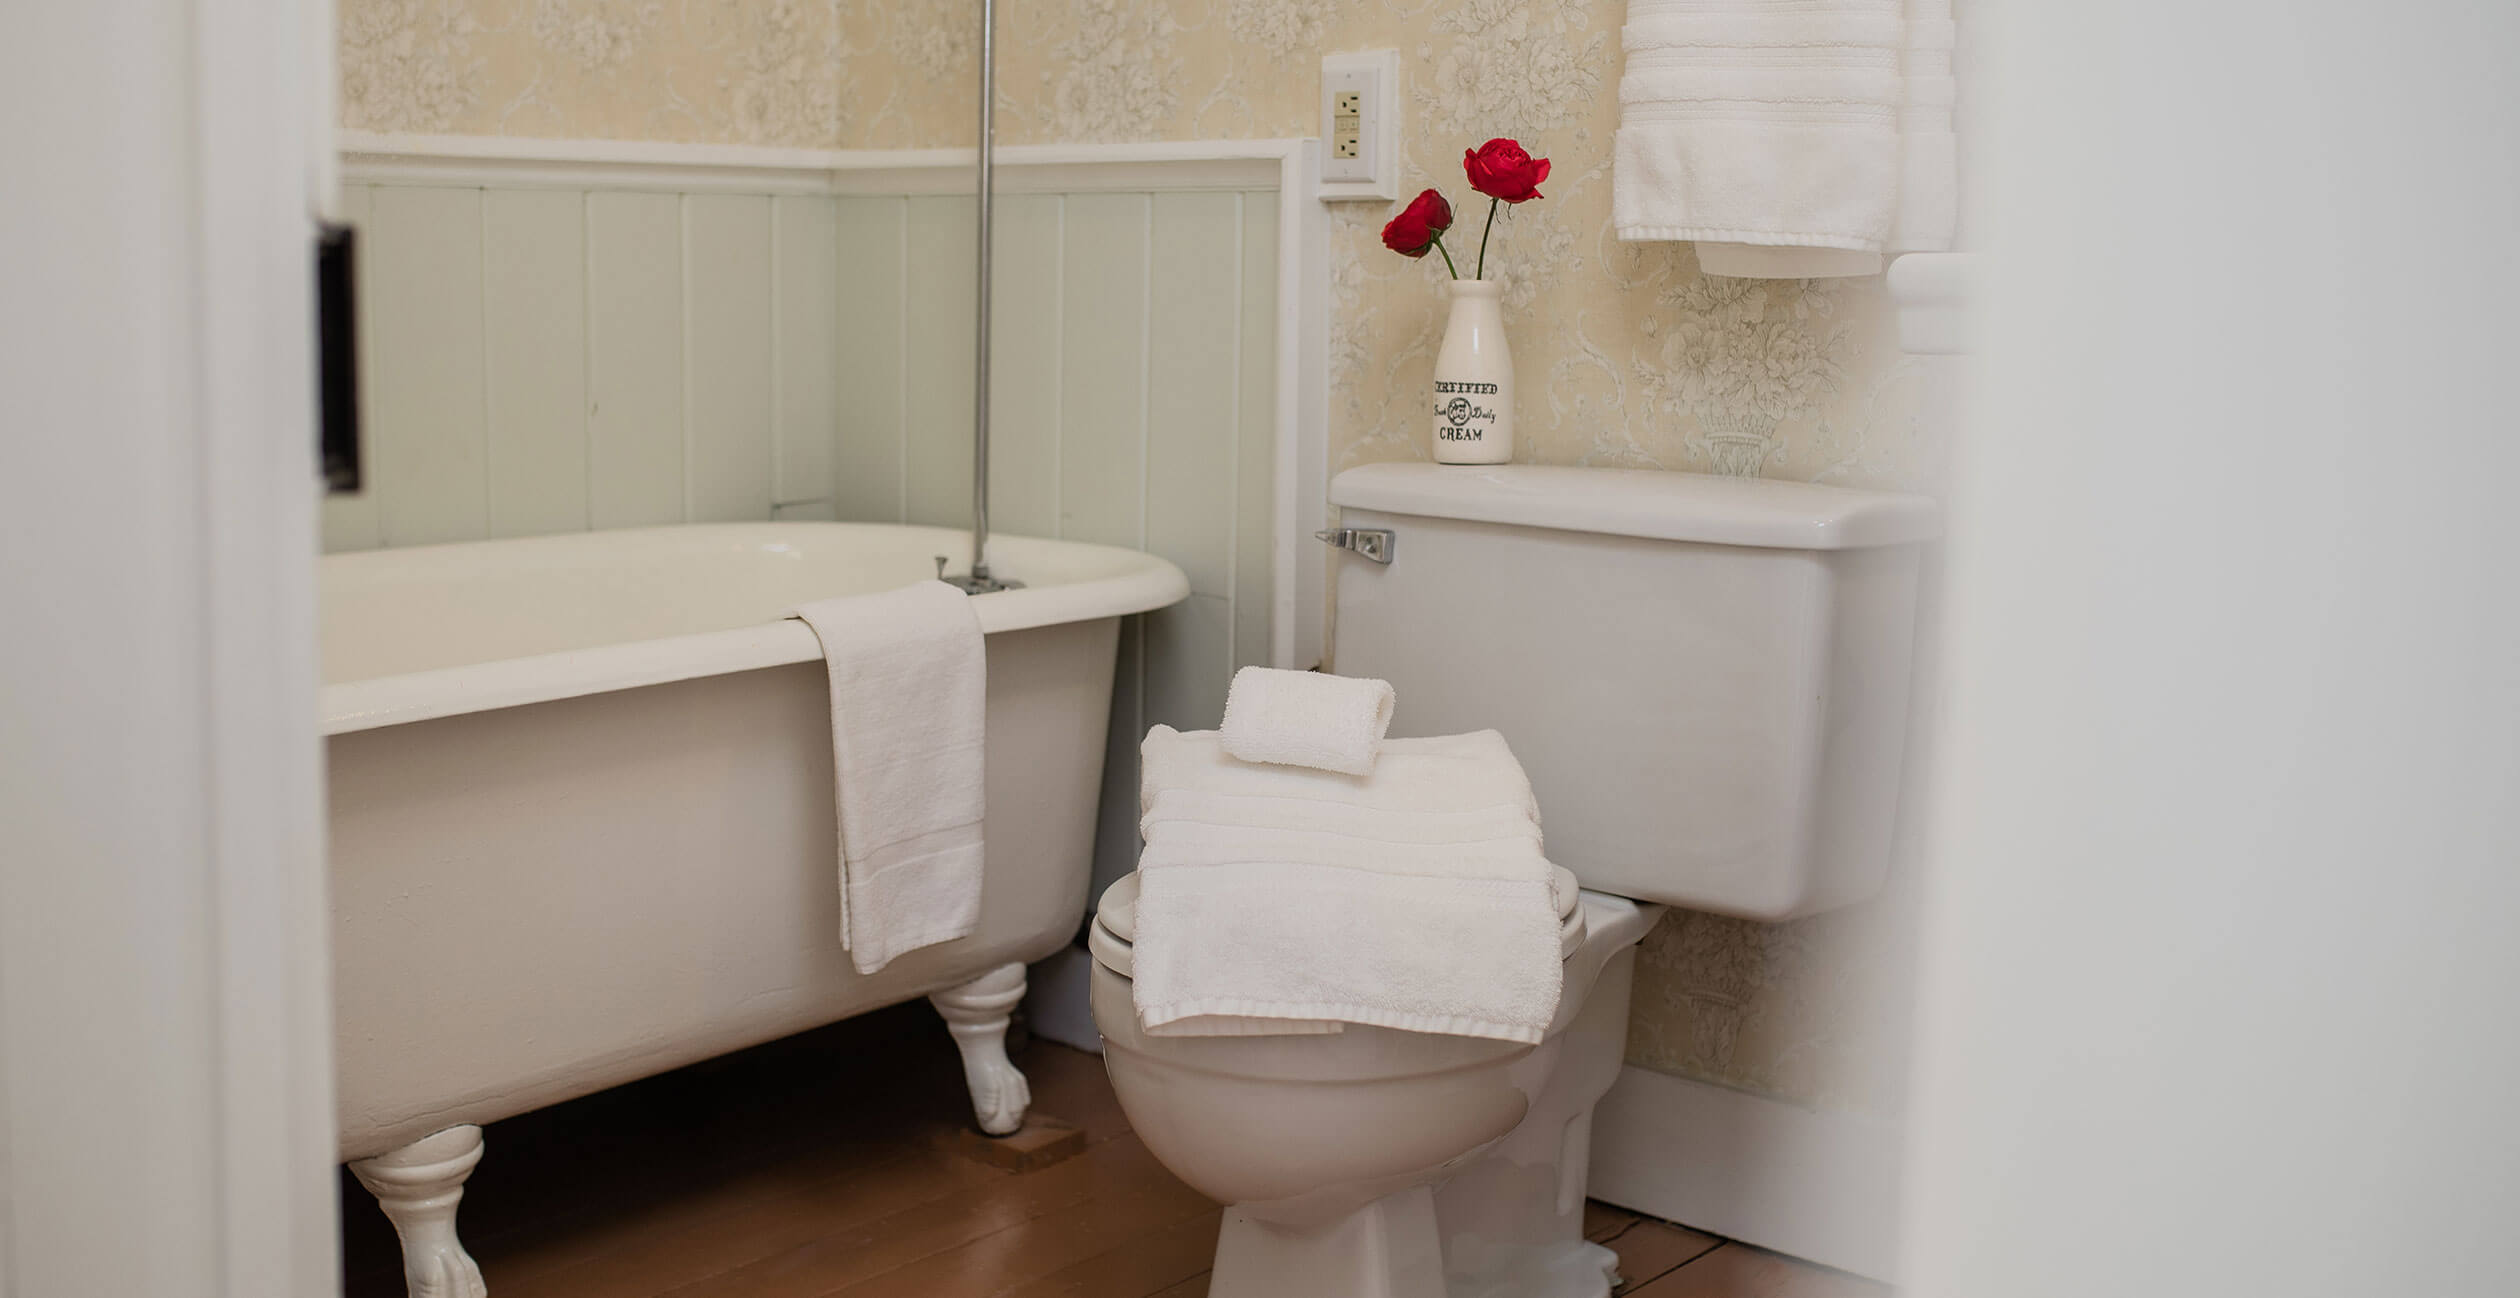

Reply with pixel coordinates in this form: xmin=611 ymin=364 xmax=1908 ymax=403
xmin=1090 ymin=463 xmax=1938 ymax=1298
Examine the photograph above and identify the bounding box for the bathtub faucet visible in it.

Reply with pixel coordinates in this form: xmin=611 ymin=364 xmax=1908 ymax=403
xmin=938 ymin=554 xmax=1022 ymax=594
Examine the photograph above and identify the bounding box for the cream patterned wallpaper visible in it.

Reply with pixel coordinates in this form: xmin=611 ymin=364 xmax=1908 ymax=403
xmin=343 ymin=0 xmax=1938 ymax=489
xmin=340 ymin=0 xmax=1946 ymax=1116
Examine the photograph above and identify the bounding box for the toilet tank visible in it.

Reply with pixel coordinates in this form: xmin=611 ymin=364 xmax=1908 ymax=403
xmin=1328 ymin=464 xmax=1938 ymax=920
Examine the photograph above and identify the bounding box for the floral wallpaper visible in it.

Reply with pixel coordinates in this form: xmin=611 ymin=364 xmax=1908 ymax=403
xmin=338 ymin=0 xmax=1939 ymax=489
xmin=342 ymin=1 xmax=846 ymax=145
xmin=338 ymin=0 xmax=1947 ymax=1117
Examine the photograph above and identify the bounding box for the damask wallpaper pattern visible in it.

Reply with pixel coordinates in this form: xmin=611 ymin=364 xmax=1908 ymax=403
xmin=342 ymin=0 xmax=846 ymax=144
xmin=338 ymin=0 xmax=1946 ymax=1116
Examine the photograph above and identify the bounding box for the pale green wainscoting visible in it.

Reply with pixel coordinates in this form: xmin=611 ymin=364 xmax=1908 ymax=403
xmin=829 ymin=188 xmax=1281 ymax=896
xmin=324 ymin=183 xmax=844 ymax=546
xmin=327 ymin=171 xmax=1281 ymax=898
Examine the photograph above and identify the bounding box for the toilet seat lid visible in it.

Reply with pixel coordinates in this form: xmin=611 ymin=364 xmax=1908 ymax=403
xmin=1088 ymin=865 xmax=1585 ymax=979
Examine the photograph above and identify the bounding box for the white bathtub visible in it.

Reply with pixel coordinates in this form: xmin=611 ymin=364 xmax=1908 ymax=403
xmin=320 ymin=523 xmax=1185 ymax=1296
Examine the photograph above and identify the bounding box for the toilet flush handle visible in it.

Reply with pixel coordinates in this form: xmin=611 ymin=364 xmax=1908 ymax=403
xmin=1315 ymin=527 xmax=1395 ymax=564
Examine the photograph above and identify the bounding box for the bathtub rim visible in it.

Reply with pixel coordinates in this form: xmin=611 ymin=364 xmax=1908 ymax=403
xmin=321 ymin=525 xmax=1188 ymax=736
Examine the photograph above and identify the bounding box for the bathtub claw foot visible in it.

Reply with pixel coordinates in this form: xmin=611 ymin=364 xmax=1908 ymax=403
xmin=931 ymin=962 xmax=1032 ymax=1135
xmin=350 ymin=1124 xmax=489 ymax=1298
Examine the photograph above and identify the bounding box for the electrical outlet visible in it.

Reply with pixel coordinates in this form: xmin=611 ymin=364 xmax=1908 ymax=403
xmin=1320 ymin=51 xmax=1400 ymax=201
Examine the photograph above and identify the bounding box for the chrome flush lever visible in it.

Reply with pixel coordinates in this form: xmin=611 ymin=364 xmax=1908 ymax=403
xmin=1315 ymin=527 xmax=1395 ymax=564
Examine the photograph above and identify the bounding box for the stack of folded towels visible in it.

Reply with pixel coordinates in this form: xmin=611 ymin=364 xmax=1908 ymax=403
xmin=1128 ymin=667 xmax=1566 ymax=1044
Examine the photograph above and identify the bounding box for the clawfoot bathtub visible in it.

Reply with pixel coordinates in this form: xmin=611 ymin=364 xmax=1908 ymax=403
xmin=322 ymin=523 xmax=1186 ymax=1295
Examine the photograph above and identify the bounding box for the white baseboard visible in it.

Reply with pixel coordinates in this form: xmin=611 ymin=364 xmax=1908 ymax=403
xmin=1023 ymin=943 xmax=1104 ymax=1056
xmin=1588 ymin=1065 xmax=1903 ymax=1283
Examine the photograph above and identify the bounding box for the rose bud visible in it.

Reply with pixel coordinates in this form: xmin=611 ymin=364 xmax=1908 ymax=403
xmin=1464 ymin=138 xmax=1550 ymax=203
xmin=1381 ymin=187 xmax=1455 ymax=258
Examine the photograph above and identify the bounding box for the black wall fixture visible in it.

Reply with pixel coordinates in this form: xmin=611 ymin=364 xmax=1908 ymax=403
xmin=317 ymin=222 xmax=362 ymax=494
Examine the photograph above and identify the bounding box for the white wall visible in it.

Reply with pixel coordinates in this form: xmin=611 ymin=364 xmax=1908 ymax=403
xmin=0 ymin=1 xmax=340 ymax=1295
xmin=1902 ymin=4 xmax=2520 ymax=1295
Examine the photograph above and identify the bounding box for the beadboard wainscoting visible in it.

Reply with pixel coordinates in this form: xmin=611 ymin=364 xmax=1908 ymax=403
xmin=330 ymin=132 xmax=1328 ymax=910
xmin=323 ymin=182 xmax=842 ymax=547
xmin=825 ymin=185 xmax=1285 ymax=900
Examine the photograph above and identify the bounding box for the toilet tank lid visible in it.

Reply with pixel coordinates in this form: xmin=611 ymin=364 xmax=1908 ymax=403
xmin=1329 ymin=463 xmax=1941 ymax=551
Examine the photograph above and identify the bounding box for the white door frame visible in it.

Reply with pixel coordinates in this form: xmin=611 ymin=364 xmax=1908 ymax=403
xmin=0 ymin=1 xmax=340 ymax=1294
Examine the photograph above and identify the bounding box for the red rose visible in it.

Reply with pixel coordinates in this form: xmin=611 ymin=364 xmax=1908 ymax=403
xmin=1381 ymin=188 xmax=1454 ymax=259
xmin=1464 ymin=138 xmax=1549 ymax=203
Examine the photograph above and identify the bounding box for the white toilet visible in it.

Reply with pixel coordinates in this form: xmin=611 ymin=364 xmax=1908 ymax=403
xmin=1090 ymin=464 xmax=1938 ymax=1298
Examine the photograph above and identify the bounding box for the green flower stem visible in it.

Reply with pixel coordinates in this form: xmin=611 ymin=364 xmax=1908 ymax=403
xmin=1475 ymin=197 xmax=1500 ymax=279
xmin=1433 ymin=234 xmax=1461 ymax=280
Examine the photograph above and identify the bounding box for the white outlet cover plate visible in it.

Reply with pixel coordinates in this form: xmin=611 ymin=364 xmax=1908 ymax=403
xmin=1319 ymin=50 xmax=1401 ymax=202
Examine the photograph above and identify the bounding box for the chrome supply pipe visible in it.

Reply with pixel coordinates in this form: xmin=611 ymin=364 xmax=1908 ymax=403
xmin=970 ymin=0 xmax=993 ymax=580
xmin=942 ymin=0 xmax=1019 ymax=593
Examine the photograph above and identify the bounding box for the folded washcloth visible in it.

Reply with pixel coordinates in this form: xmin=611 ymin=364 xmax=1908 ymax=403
xmin=790 ymin=580 xmax=986 ymax=975
xmin=1219 ymin=666 xmax=1396 ymax=776
xmin=1128 ymin=725 xmax=1563 ymax=1043
xmin=1613 ymin=0 xmax=1955 ymax=275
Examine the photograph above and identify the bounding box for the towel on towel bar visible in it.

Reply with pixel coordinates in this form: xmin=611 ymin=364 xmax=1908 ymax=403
xmin=790 ymin=580 xmax=987 ymax=975
xmin=1613 ymin=0 xmax=1957 ymax=276
xmin=1128 ymin=725 xmax=1564 ymax=1043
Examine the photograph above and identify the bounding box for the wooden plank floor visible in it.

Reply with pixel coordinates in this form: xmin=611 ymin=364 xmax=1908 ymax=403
xmin=340 ymin=1002 xmax=1882 ymax=1297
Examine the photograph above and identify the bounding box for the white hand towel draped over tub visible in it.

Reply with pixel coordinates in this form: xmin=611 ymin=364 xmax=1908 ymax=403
xmin=1613 ymin=0 xmax=1957 ymax=277
xmin=1129 ymin=725 xmax=1564 ymax=1043
xmin=790 ymin=580 xmax=987 ymax=974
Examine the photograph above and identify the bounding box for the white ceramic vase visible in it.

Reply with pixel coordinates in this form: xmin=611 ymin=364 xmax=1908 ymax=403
xmin=1431 ymin=279 xmax=1513 ymax=464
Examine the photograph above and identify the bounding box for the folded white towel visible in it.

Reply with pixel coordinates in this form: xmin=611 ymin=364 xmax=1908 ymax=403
xmin=1140 ymin=803 xmax=1549 ymax=893
xmin=1219 ymin=666 xmax=1396 ymax=776
xmin=1614 ymin=0 xmax=1955 ymax=276
xmin=1133 ymin=864 xmax=1562 ymax=1042
xmin=790 ymin=580 xmax=986 ymax=975
xmin=1129 ymin=726 xmax=1563 ymax=1043
xmin=1892 ymin=0 xmax=1959 ymax=254
xmin=1140 ymin=725 xmax=1540 ymax=822
xmin=1143 ymin=789 xmax=1542 ymax=855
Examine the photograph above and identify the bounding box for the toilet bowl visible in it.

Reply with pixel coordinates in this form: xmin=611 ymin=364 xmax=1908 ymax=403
xmin=1089 ymin=869 xmax=1659 ymax=1298
xmin=1089 ymin=465 xmax=1937 ymax=1295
